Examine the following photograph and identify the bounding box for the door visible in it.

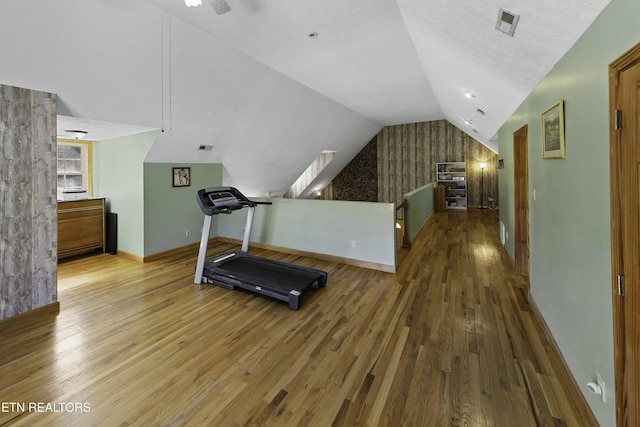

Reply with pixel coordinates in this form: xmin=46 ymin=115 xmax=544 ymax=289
xmin=513 ymin=125 xmax=530 ymax=291
xmin=610 ymin=42 xmax=640 ymax=426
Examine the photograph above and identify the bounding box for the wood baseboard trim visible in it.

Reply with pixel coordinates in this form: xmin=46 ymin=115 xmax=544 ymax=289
xmin=411 ymin=210 xmax=436 ymax=242
xmin=138 ymin=238 xmax=396 ymax=273
xmin=528 ymin=295 xmax=599 ymax=426
xmin=115 ymin=250 xmax=144 ymax=263
xmin=0 ymin=302 xmax=60 ymax=332
xmin=217 ymin=237 xmax=396 ymax=273
xmin=142 ymin=239 xmax=218 ymax=263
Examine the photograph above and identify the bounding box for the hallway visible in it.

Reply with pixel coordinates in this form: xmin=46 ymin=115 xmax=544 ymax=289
xmin=0 ymin=209 xmax=594 ymax=426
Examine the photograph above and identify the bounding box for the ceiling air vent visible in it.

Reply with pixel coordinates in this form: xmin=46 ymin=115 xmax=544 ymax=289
xmin=198 ymin=145 xmax=214 ymax=151
xmin=495 ymin=8 xmax=519 ymax=37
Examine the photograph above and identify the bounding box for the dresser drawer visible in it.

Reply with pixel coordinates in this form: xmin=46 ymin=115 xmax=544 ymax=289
xmin=58 ymin=216 xmax=104 ymax=251
xmin=57 ymin=198 xmax=105 ymax=259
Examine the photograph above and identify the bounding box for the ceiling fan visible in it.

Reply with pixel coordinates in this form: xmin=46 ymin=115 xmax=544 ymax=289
xmin=184 ymin=0 xmax=231 ymax=15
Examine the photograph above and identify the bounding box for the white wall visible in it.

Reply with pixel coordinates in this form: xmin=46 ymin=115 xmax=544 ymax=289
xmin=0 ymin=0 xmax=382 ymax=199
xmin=498 ymin=0 xmax=640 ymax=424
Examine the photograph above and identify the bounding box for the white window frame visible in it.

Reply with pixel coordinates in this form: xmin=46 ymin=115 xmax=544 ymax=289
xmin=57 ymin=139 xmax=92 ymax=198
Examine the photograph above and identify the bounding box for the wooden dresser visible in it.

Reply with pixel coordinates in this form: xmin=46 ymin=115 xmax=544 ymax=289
xmin=57 ymin=198 xmax=106 ymax=259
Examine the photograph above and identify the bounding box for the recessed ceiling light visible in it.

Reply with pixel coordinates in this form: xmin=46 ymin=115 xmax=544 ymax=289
xmin=472 ymin=129 xmax=478 ymax=133
xmin=464 ymin=90 xmax=476 ymax=99
xmin=464 ymin=119 xmax=473 ymax=125
xmin=476 ymin=108 xmax=485 ymax=115
xmin=308 ymin=32 xmax=318 ymax=38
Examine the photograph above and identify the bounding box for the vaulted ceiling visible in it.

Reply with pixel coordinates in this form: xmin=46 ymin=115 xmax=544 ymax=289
xmin=0 ymin=0 xmax=611 ymax=196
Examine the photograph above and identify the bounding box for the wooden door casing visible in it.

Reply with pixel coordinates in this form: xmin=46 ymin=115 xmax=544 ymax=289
xmin=609 ymin=42 xmax=640 ymax=427
xmin=514 ymin=125 xmax=530 ymax=286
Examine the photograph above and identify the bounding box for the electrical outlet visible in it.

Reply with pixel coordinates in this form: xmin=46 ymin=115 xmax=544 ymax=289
xmin=186 ymin=229 xmax=191 ymax=236
xmin=597 ymin=373 xmax=606 ymax=403
xmin=351 ymin=240 xmax=357 ymax=248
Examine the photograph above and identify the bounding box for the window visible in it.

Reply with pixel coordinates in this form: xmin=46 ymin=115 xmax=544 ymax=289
xmin=57 ymin=140 xmax=92 ymax=197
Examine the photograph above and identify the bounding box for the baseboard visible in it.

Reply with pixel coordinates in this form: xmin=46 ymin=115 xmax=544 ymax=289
xmin=217 ymin=237 xmax=396 ymax=273
xmin=414 ymin=210 xmax=436 ymax=241
xmin=0 ymin=302 xmax=60 ymax=332
xmin=528 ymin=296 xmax=599 ymax=426
xmin=115 ymin=250 xmax=143 ymax=263
xmin=142 ymin=239 xmax=217 ymax=263
xmin=138 ymin=238 xmax=396 ymax=273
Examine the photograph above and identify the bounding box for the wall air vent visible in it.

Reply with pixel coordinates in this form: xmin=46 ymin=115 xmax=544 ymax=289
xmin=495 ymin=8 xmax=519 ymax=37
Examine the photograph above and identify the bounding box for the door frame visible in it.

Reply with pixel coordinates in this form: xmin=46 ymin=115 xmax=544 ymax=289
xmin=513 ymin=125 xmax=530 ymax=296
xmin=609 ymin=42 xmax=640 ymax=427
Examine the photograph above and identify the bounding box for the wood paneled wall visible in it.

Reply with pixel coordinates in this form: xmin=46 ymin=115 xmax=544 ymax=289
xmin=328 ymin=120 xmax=498 ymax=206
xmin=377 ymin=120 xmax=498 ymax=205
xmin=0 ymin=84 xmax=57 ymax=320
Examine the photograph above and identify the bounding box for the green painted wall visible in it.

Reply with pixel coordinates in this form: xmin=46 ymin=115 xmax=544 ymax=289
xmin=498 ymin=0 xmax=640 ymax=424
xmin=403 ymin=183 xmax=435 ymax=242
xmin=218 ymin=198 xmax=397 ymax=269
xmin=143 ymin=163 xmax=222 ymax=256
xmin=93 ymin=130 xmax=157 ymax=258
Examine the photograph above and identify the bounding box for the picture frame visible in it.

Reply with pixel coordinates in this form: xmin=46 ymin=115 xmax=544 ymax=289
xmin=172 ymin=167 xmax=191 ymax=187
xmin=541 ymin=100 xmax=565 ymax=159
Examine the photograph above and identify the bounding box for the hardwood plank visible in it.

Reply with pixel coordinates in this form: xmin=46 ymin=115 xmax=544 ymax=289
xmin=0 ymin=209 xmax=595 ymax=426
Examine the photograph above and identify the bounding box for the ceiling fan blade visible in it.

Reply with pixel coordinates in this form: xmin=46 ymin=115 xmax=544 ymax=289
xmin=211 ymin=0 xmax=231 ymax=15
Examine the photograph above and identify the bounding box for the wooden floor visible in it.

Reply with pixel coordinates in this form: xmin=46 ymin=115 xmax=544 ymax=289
xmin=0 ymin=209 xmax=594 ymax=426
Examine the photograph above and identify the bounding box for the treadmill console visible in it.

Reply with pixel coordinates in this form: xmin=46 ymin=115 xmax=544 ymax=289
xmin=196 ymin=187 xmax=256 ymax=216
xmin=209 ymin=193 xmax=240 ymax=207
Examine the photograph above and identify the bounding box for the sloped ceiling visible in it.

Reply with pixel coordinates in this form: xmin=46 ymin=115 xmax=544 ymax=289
xmin=0 ymin=0 xmax=611 ymax=197
xmin=145 ymin=0 xmax=611 ymax=149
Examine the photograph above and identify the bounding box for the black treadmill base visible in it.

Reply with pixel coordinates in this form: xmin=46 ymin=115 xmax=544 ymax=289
xmin=201 ymin=275 xmax=319 ymax=310
xmin=200 ymin=251 xmax=327 ymax=310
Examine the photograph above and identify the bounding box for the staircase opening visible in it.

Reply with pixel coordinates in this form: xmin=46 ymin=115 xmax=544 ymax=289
xmin=284 ymin=150 xmax=337 ymax=199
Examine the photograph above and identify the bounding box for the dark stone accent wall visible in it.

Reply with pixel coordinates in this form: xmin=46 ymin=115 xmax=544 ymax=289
xmin=324 ymin=137 xmax=378 ymax=201
xmin=0 ymin=84 xmax=58 ymax=320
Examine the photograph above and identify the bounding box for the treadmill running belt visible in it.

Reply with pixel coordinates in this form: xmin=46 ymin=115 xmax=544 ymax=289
xmin=215 ymin=257 xmax=321 ymax=291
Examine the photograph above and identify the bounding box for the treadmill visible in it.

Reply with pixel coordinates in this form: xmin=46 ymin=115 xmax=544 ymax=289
xmin=194 ymin=187 xmax=327 ymax=310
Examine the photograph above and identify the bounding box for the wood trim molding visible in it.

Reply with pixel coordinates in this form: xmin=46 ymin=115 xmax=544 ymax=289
xmin=0 ymin=302 xmax=60 ymax=332
xmin=527 ymin=296 xmax=599 ymax=426
xmin=142 ymin=239 xmax=217 ymax=263
xmin=116 ymin=250 xmax=144 ymax=263
xmin=141 ymin=238 xmax=396 ymax=272
xmin=608 ymin=41 xmax=640 ymax=427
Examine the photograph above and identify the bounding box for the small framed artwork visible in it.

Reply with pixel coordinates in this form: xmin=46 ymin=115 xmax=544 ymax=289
xmin=172 ymin=167 xmax=191 ymax=187
xmin=541 ymin=100 xmax=565 ymax=159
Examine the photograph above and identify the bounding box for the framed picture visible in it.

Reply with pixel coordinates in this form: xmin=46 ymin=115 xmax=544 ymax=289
xmin=541 ymin=100 xmax=565 ymax=159
xmin=172 ymin=167 xmax=190 ymax=187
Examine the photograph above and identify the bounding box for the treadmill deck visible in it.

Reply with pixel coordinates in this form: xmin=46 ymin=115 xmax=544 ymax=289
xmin=202 ymin=251 xmax=327 ymax=310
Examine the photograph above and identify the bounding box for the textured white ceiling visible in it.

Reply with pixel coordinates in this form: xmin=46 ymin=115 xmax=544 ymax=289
xmin=1 ymin=0 xmax=612 ymax=196
xmin=145 ymin=0 xmax=611 ymax=152
xmin=57 ymin=115 xmax=156 ymax=142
